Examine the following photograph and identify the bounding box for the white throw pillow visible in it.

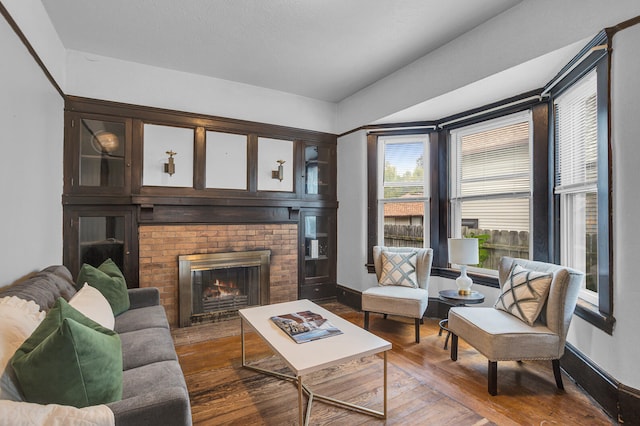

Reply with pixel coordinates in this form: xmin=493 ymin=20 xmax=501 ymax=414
xmin=69 ymin=283 xmax=115 ymax=330
xmin=494 ymin=264 xmax=553 ymax=326
xmin=0 ymin=296 xmax=46 ymax=401
xmin=378 ymin=251 xmax=418 ymax=288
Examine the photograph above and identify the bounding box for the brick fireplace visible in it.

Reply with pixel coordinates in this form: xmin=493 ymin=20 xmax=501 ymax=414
xmin=138 ymin=223 xmax=298 ymax=328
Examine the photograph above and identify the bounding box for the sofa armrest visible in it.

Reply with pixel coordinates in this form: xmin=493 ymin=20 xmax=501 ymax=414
xmin=127 ymin=288 xmax=160 ymax=310
xmin=107 ymin=386 xmax=192 ymax=426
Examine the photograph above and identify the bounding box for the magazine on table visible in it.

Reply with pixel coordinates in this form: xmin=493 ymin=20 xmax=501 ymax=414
xmin=270 ymin=310 xmax=343 ymax=343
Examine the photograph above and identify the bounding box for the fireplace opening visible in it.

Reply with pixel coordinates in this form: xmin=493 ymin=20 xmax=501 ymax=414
xmin=178 ymin=250 xmax=270 ymax=327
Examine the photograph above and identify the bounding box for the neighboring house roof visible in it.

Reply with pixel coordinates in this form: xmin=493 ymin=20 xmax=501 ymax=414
xmin=384 ymin=202 xmax=424 ymax=217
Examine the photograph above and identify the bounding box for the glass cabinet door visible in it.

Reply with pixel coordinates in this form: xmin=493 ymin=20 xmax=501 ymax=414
xmin=304 ymin=144 xmax=334 ymax=197
xmin=299 ymin=209 xmax=336 ymax=300
xmin=64 ymin=207 xmax=137 ymax=287
xmin=66 ymin=113 xmax=131 ymax=194
xmin=304 ymin=214 xmax=330 ymax=279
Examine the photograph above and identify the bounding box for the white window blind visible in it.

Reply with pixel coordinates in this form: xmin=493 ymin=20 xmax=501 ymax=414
xmin=457 ymin=122 xmax=530 ymax=199
xmin=449 ymin=112 xmax=532 ymax=271
xmin=554 ymin=70 xmax=598 ymax=192
xmin=554 ymin=69 xmax=599 ymax=302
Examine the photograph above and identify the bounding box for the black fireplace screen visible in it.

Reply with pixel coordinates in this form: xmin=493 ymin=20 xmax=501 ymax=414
xmin=178 ymin=250 xmax=270 ymax=327
xmin=192 ymin=266 xmax=259 ymax=315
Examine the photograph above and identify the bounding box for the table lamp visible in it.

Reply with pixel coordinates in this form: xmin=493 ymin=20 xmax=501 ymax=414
xmin=448 ymin=238 xmax=479 ymax=295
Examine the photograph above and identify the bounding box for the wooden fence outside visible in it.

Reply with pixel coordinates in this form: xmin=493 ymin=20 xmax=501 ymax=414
xmin=383 ymin=225 xmax=530 ymax=269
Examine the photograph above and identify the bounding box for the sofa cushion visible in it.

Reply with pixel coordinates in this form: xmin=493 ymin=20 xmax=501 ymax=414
xmin=108 ymin=360 xmax=192 ymax=426
xmin=0 ymin=297 xmax=46 ymax=401
xmin=69 ymin=283 xmax=115 ymax=330
xmin=77 ymin=259 xmax=130 ymax=316
xmin=11 ymin=298 xmax=123 ymax=408
xmin=115 ymin=305 xmax=170 ymax=334
xmin=378 ymin=250 xmax=418 ymax=288
xmin=494 ymin=264 xmax=553 ymax=326
xmin=119 ymin=328 xmax=178 ymax=370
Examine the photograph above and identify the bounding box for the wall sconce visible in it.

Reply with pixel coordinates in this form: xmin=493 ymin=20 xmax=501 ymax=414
xmin=164 ymin=150 xmax=177 ymax=176
xmin=272 ymin=160 xmax=285 ymax=181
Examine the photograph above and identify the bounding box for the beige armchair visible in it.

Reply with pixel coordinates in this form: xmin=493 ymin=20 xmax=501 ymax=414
xmin=448 ymin=256 xmax=583 ymax=395
xmin=362 ymin=246 xmax=433 ymax=343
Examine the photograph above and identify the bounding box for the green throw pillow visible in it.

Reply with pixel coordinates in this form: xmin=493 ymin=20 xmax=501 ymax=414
xmin=11 ymin=298 xmax=123 ymax=407
xmin=77 ymin=258 xmax=130 ymax=315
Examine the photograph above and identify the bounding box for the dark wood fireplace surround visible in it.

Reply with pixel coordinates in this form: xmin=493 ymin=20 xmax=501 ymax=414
xmin=62 ymin=97 xmax=338 ymax=328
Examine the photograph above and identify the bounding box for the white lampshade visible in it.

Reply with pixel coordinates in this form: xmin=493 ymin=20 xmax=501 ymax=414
xmin=448 ymin=238 xmax=479 ymax=266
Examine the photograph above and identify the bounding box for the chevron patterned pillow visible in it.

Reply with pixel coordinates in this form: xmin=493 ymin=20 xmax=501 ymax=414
xmin=494 ymin=264 xmax=553 ymax=326
xmin=378 ymin=251 xmax=418 ymax=288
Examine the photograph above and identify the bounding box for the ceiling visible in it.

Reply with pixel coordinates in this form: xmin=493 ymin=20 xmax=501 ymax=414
xmin=41 ymin=0 xmax=525 ymax=104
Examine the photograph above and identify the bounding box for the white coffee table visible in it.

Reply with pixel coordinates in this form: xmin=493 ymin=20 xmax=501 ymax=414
xmin=239 ymin=299 xmax=391 ymax=425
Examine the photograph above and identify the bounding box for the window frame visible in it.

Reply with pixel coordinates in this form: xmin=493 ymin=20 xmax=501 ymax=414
xmin=547 ymin=34 xmax=614 ymax=333
xmin=364 ymin=34 xmax=614 ymax=334
xmin=377 ymin=134 xmax=431 ymax=248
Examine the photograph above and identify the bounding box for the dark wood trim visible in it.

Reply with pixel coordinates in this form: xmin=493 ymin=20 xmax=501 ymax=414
xmin=0 ymin=3 xmax=64 ymax=98
xmin=531 ymin=103 xmax=550 ymax=262
xmin=428 ymin=132 xmax=441 ymax=263
xmin=131 ymin=119 xmax=144 ymax=194
xmin=136 ymin=204 xmax=296 ymax=224
xmin=65 ymin=96 xmax=337 ymax=143
xmin=336 ymin=284 xmax=362 ymax=311
xmin=596 ymin=55 xmax=613 ymax=317
xmin=438 ymin=89 xmax=543 ymax=131
xmin=193 ymin=127 xmax=206 ymax=190
xmin=574 ymin=299 xmax=615 ymax=335
xmin=338 ymin=121 xmax=438 ymax=138
xmin=561 ymin=342 xmax=619 ymax=420
xmin=619 ymin=384 xmax=640 ymax=424
xmin=543 ymin=31 xmax=608 ymax=96
xmin=435 ymin=130 xmax=449 ymax=267
xmin=606 ymin=15 xmax=640 ymax=34
xmin=366 ymin=133 xmax=378 ymax=273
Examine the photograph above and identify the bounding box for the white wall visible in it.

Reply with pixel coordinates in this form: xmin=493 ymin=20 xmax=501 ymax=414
xmin=0 ymin=11 xmax=64 ymax=285
xmin=64 ymin=50 xmax=338 ymax=135
xmin=337 ymin=0 xmax=640 ymax=133
xmin=564 ymin=23 xmax=640 ymax=390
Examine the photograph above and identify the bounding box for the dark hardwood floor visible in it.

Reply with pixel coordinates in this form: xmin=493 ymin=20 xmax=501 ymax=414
xmin=173 ymin=302 xmax=614 ymax=425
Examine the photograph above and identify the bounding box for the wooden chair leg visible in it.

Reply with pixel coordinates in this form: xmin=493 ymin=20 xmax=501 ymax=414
xmin=450 ymin=333 xmax=458 ymax=361
xmin=488 ymin=361 xmax=498 ymax=396
xmin=552 ymin=359 xmax=564 ymax=390
xmin=414 ymin=318 xmax=420 ymax=343
xmin=364 ymin=311 xmax=370 ymax=330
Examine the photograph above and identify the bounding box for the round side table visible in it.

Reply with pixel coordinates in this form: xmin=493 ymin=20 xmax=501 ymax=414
xmin=438 ymin=289 xmax=485 ymax=349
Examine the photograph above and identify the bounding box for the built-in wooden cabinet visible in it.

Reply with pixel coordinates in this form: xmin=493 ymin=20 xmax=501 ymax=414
xmin=62 ymin=97 xmax=337 ymax=300
xmin=63 ymin=205 xmax=138 ymax=287
xmin=298 ymin=209 xmax=336 ymax=300
xmin=62 ymin=96 xmax=337 ymax=301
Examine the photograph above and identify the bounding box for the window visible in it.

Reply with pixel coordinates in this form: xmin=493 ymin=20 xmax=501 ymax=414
xmin=377 ymin=135 xmax=430 ymax=248
xmin=554 ymin=70 xmax=600 ymax=306
xmin=449 ymin=112 xmax=532 ymax=273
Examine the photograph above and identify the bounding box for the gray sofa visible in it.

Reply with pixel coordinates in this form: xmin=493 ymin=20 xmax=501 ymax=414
xmin=0 ymin=265 xmax=192 ymax=426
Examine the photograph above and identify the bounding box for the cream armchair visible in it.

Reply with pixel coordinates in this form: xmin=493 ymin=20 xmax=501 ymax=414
xmin=362 ymin=246 xmax=433 ymax=343
xmin=448 ymin=256 xmax=583 ymax=395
